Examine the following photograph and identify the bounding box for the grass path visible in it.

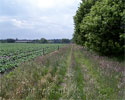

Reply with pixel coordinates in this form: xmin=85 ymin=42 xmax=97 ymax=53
xmin=61 ymin=45 xmax=86 ymax=100
xmin=72 ymin=45 xmax=124 ymax=100
xmin=61 ymin=45 xmax=124 ymax=100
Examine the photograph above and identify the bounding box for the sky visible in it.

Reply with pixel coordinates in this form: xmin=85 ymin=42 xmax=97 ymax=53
xmin=0 ymin=0 xmax=81 ymax=39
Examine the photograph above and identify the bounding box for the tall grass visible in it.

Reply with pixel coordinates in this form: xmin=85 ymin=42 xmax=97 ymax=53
xmin=74 ymin=45 xmax=124 ymax=100
xmin=0 ymin=46 xmax=71 ymax=100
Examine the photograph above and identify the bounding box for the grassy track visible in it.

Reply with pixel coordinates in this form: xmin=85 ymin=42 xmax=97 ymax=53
xmin=0 ymin=45 xmax=124 ymax=100
xmin=72 ymin=45 xmax=124 ymax=100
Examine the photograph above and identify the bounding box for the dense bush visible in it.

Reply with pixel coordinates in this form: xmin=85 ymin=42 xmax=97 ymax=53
xmin=73 ymin=0 xmax=124 ymax=55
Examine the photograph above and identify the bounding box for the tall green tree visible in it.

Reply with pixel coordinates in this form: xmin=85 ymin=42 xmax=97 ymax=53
xmin=73 ymin=0 xmax=98 ymax=44
xmin=73 ymin=0 xmax=124 ymax=55
xmin=40 ymin=38 xmax=48 ymax=43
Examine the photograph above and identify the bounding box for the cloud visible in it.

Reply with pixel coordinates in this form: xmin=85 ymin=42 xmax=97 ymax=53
xmin=11 ymin=19 xmax=34 ymax=29
xmin=0 ymin=0 xmax=81 ymax=39
xmin=15 ymin=0 xmax=78 ymax=9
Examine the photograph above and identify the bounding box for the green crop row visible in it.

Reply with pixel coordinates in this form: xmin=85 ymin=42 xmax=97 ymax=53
xmin=0 ymin=43 xmax=65 ymax=73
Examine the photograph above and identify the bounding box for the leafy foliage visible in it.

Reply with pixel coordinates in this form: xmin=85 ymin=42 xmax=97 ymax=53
xmin=73 ymin=0 xmax=98 ymax=45
xmin=73 ymin=0 xmax=124 ymax=55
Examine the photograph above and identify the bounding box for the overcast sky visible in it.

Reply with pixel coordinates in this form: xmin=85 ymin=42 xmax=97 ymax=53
xmin=0 ymin=0 xmax=80 ymax=39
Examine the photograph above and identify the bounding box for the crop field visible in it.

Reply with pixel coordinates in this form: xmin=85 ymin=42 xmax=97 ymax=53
xmin=0 ymin=43 xmax=64 ymax=73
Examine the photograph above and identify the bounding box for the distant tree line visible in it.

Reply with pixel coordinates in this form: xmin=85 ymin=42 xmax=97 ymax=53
xmin=73 ymin=0 xmax=124 ymax=55
xmin=0 ymin=39 xmax=16 ymax=43
xmin=0 ymin=38 xmax=71 ymax=44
